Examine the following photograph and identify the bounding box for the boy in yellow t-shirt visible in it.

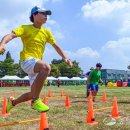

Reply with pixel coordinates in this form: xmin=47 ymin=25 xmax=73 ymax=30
xmin=0 ymin=6 xmax=73 ymax=113
xmin=44 ymin=80 xmax=48 ymax=88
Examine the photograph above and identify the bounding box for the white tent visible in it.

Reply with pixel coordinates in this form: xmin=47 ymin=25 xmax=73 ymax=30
xmin=47 ymin=76 xmax=57 ymax=80
xmin=57 ymin=76 xmax=70 ymax=80
xmin=80 ymin=77 xmax=87 ymax=81
xmin=0 ymin=75 xmax=21 ymax=80
xmin=70 ymin=77 xmax=82 ymax=81
xmin=22 ymin=76 xmax=29 ymax=80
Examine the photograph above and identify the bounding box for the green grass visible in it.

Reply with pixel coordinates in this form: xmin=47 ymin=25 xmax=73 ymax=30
xmin=0 ymin=85 xmax=130 ymax=130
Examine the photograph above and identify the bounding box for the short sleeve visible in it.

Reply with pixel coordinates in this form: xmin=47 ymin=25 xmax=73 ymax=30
xmin=89 ymin=71 xmax=94 ymax=78
xmin=12 ymin=25 xmax=24 ymax=37
xmin=46 ymin=29 xmax=56 ymax=45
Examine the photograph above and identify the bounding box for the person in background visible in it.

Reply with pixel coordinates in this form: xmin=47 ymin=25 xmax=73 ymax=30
xmin=104 ymin=79 xmax=108 ymax=87
xmin=44 ymin=80 xmax=48 ymax=88
xmin=85 ymin=67 xmax=94 ymax=97
xmin=0 ymin=6 xmax=73 ymax=113
xmin=57 ymin=79 xmax=61 ymax=87
xmin=87 ymin=63 xmax=103 ymax=102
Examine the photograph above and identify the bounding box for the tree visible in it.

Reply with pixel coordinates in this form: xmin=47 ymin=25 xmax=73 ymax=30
xmin=6 ymin=51 xmax=12 ymax=59
xmin=0 ymin=51 xmax=27 ymax=78
xmin=15 ymin=63 xmax=27 ymax=78
xmin=50 ymin=59 xmax=83 ymax=78
xmin=0 ymin=58 xmax=15 ymax=77
xmin=49 ymin=64 xmax=60 ymax=77
xmin=51 ymin=59 xmax=64 ymax=64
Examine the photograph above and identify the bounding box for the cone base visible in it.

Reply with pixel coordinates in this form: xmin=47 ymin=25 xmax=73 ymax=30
xmin=86 ymin=121 xmax=98 ymax=125
xmin=0 ymin=113 xmax=10 ymax=117
xmin=65 ymin=106 xmax=71 ymax=108
xmin=110 ymin=115 xmax=121 ymax=119
xmin=111 ymin=115 xmax=121 ymax=119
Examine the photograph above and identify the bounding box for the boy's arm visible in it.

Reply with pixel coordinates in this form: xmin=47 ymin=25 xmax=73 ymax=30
xmin=99 ymin=78 xmax=103 ymax=84
xmin=87 ymin=71 xmax=93 ymax=86
xmin=87 ymin=76 xmax=90 ymax=86
xmin=0 ymin=32 xmax=16 ymax=54
xmin=52 ymin=43 xmax=73 ymax=67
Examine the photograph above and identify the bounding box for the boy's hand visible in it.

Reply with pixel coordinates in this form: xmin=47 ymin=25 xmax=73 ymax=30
xmin=64 ymin=58 xmax=73 ymax=67
xmin=100 ymin=81 xmax=104 ymax=86
xmin=0 ymin=46 xmax=5 ymax=55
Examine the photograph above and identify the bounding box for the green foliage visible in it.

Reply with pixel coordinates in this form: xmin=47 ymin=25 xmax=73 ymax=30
xmin=0 ymin=51 xmax=27 ymax=78
xmin=0 ymin=58 xmax=15 ymax=77
xmin=49 ymin=64 xmax=60 ymax=78
xmin=6 ymin=51 xmax=12 ymax=59
xmin=51 ymin=59 xmax=64 ymax=64
xmin=15 ymin=63 xmax=27 ymax=78
xmin=0 ymin=52 xmax=83 ymax=78
xmin=50 ymin=59 xmax=82 ymax=78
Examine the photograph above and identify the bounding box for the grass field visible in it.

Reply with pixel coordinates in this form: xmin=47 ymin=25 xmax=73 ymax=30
xmin=0 ymin=85 xmax=130 ymax=130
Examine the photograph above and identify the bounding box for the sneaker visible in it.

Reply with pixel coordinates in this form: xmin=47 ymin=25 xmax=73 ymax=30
xmin=31 ymin=98 xmax=49 ymax=113
xmin=6 ymin=96 xmax=15 ymax=113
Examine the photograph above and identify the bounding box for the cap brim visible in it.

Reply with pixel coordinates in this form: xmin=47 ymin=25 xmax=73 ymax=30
xmin=38 ymin=10 xmax=52 ymax=15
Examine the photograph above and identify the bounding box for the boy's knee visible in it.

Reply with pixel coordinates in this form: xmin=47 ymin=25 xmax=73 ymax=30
xmin=41 ymin=64 xmax=51 ymax=74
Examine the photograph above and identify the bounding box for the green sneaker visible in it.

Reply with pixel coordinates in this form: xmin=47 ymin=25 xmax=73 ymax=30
xmin=31 ymin=98 xmax=49 ymax=113
xmin=6 ymin=96 xmax=15 ymax=113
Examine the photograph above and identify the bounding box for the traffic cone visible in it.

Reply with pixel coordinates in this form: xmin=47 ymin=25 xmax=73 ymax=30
xmin=43 ymin=94 xmax=47 ymax=105
xmin=86 ymin=99 xmax=98 ymax=125
xmin=1 ymin=96 xmax=8 ymax=117
xmin=60 ymin=90 xmax=64 ymax=97
xmin=40 ymin=113 xmax=49 ymax=130
xmin=48 ymin=90 xmax=51 ymax=97
xmin=65 ymin=92 xmax=70 ymax=108
xmin=102 ymin=91 xmax=107 ymax=102
xmin=111 ymin=96 xmax=120 ymax=118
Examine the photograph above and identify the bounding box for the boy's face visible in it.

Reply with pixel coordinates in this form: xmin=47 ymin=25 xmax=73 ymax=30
xmin=96 ymin=66 xmax=101 ymax=70
xmin=34 ymin=12 xmax=47 ymax=24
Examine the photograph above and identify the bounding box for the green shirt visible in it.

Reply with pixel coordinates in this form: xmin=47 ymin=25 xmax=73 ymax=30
xmin=89 ymin=69 xmax=101 ymax=85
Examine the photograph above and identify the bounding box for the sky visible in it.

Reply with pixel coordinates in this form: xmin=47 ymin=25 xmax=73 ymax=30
xmin=0 ymin=0 xmax=130 ymax=73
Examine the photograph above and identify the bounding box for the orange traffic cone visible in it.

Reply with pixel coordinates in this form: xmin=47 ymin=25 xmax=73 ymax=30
xmin=1 ymin=96 xmax=8 ymax=117
xmin=48 ymin=90 xmax=51 ymax=97
xmin=40 ymin=113 xmax=49 ymax=130
xmin=111 ymin=96 xmax=120 ymax=118
xmin=86 ymin=99 xmax=98 ymax=125
xmin=65 ymin=92 xmax=70 ymax=108
xmin=102 ymin=91 xmax=107 ymax=102
xmin=60 ymin=90 xmax=64 ymax=97
xmin=43 ymin=94 xmax=47 ymax=105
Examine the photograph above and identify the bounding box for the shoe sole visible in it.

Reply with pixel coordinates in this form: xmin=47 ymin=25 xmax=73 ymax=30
xmin=32 ymin=108 xmax=49 ymax=113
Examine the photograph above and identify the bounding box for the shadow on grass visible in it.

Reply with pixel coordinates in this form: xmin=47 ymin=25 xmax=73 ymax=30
xmin=71 ymin=100 xmax=87 ymax=103
xmin=71 ymin=96 xmax=87 ymax=99
xmin=118 ymin=101 xmax=130 ymax=104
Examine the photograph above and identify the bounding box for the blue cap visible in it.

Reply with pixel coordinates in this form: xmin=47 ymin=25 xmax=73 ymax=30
xmin=31 ymin=6 xmax=51 ymax=15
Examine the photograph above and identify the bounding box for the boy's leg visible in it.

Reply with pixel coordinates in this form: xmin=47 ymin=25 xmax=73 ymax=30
xmin=14 ymin=60 xmax=50 ymax=104
xmin=90 ymin=84 xmax=96 ymax=102
xmin=86 ymin=84 xmax=90 ymax=97
xmin=7 ymin=60 xmax=51 ymax=113
xmin=92 ymin=85 xmax=98 ymax=102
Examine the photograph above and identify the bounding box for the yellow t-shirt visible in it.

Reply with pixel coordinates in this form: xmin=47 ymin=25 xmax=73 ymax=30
xmin=12 ymin=24 xmax=56 ymax=61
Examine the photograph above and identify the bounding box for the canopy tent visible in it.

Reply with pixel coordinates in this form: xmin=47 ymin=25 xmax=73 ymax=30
xmin=47 ymin=76 xmax=57 ymax=80
xmin=0 ymin=75 xmax=22 ymax=87
xmin=80 ymin=77 xmax=87 ymax=81
xmin=0 ymin=75 xmax=21 ymax=80
xmin=70 ymin=77 xmax=82 ymax=81
xmin=22 ymin=76 xmax=29 ymax=80
xmin=57 ymin=77 xmax=70 ymax=80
